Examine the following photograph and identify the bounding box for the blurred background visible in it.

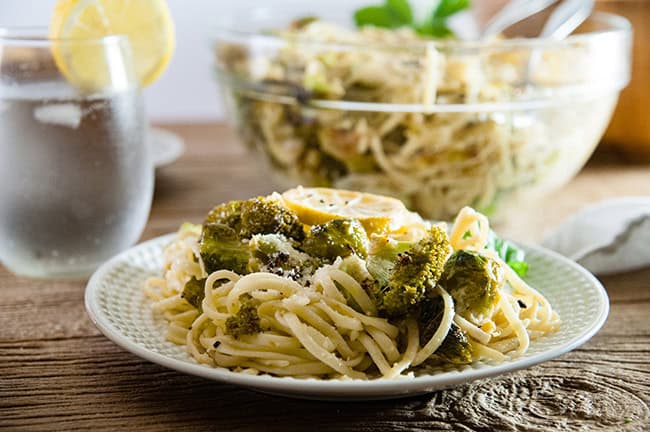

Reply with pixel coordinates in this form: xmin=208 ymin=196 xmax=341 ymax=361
xmin=1 ymin=0 xmax=647 ymax=161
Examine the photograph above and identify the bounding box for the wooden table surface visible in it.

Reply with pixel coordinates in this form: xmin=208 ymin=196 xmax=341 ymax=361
xmin=2 ymin=123 xmax=649 ymax=431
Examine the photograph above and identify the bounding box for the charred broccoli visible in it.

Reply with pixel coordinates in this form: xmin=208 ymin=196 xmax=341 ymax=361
xmin=249 ymin=233 xmax=321 ymax=281
xmin=181 ymin=276 xmax=207 ymax=310
xmin=225 ymin=297 xmax=262 ymax=338
xmin=239 ymin=197 xmax=305 ymax=240
xmin=300 ymin=218 xmax=369 ymax=261
xmin=439 ymin=250 xmax=503 ymax=320
xmin=418 ymin=295 xmax=473 ymax=364
xmin=199 ymin=223 xmax=251 ymax=274
xmin=199 ymin=196 xmax=307 ymax=274
xmin=366 ymin=226 xmax=451 ymax=318
xmin=204 ymin=200 xmax=245 ymax=232
xmin=436 ymin=324 xmax=473 ymax=364
xmin=204 ymin=197 xmax=305 ymax=241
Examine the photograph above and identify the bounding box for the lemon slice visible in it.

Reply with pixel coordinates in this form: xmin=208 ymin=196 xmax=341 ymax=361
xmin=49 ymin=0 xmax=175 ymax=89
xmin=282 ymin=187 xmax=420 ymax=233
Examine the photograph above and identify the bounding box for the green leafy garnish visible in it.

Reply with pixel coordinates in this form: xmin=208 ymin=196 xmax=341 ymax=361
xmin=354 ymin=0 xmax=470 ymax=38
xmin=507 ymin=260 xmax=529 ymax=278
xmin=418 ymin=0 xmax=470 ymax=37
xmin=388 ymin=0 xmax=415 ymax=23
xmin=354 ymin=0 xmax=413 ymax=29
xmin=486 ymin=231 xmax=529 ymax=278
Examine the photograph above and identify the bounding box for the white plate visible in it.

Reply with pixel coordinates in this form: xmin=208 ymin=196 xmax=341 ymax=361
xmin=85 ymin=234 xmax=609 ymax=400
xmin=149 ymin=127 xmax=184 ymax=168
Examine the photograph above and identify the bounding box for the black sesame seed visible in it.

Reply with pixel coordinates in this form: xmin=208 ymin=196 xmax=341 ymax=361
xmin=276 ymin=251 xmax=290 ymax=263
xmin=213 ymin=341 xmax=221 ymax=348
xmin=517 ymin=300 xmax=527 ymax=309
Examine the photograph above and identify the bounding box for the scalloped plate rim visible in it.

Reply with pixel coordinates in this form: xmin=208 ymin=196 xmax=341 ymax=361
xmin=84 ymin=233 xmax=609 ymax=400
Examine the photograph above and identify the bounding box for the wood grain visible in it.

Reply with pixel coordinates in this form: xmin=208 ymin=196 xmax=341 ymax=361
xmin=1 ymin=123 xmax=649 ymax=432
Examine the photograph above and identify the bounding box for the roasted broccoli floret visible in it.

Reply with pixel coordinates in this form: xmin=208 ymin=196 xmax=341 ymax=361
xmin=199 ymin=196 xmax=306 ymax=274
xmin=204 ymin=200 xmax=245 ymax=231
xmin=418 ymin=294 xmax=443 ymax=344
xmin=249 ymin=233 xmax=321 ymax=281
xmin=199 ymin=223 xmax=251 ymax=274
xmin=418 ymin=295 xmax=473 ymax=364
xmin=225 ymin=297 xmax=262 ymax=338
xmin=439 ymin=250 xmax=503 ymax=320
xmin=300 ymin=218 xmax=369 ymax=261
xmin=366 ymin=226 xmax=451 ymax=318
xmin=181 ymin=276 xmax=206 ymax=310
xmin=436 ymin=324 xmax=473 ymax=364
xmin=204 ymin=197 xmax=305 ymax=241
xmin=240 ymin=197 xmax=305 ymax=240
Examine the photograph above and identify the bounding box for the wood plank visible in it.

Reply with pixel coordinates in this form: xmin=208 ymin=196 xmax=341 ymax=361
xmin=2 ymin=338 xmax=648 ymax=431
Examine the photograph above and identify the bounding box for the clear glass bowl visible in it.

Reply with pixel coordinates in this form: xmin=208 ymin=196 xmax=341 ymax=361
xmin=213 ymin=5 xmax=631 ymax=222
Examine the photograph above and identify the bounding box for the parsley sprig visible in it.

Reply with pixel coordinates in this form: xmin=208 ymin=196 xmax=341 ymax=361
xmin=354 ymin=0 xmax=470 ymax=38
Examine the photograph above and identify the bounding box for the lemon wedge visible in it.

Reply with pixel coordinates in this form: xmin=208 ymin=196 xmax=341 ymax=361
xmin=49 ymin=0 xmax=175 ymax=89
xmin=282 ymin=187 xmax=421 ymax=234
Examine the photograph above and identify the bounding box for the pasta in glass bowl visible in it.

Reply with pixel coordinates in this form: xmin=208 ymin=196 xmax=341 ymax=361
xmin=213 ymin=5 xmax=631 ymax=222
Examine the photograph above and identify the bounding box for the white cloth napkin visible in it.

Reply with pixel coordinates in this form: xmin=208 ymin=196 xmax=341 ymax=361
xmin=541 ymin=197 xmax=650 ymax=275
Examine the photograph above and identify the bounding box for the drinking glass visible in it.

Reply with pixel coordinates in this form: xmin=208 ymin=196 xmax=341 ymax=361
xmin=0 ymin=28 xmax=153 ymax=278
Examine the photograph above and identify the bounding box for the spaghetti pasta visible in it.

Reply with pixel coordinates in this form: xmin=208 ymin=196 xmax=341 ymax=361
xmin=217 ymin=20 xmax=614 ymax=222
xmin=144 ymin=190 xmax=559 ymax=379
